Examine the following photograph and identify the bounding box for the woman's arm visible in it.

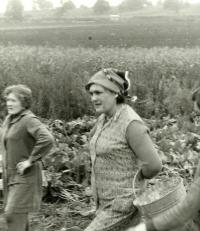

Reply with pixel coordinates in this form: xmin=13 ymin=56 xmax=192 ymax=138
xmin=26 ymin=116 xmax=55 ymax=164
xmin=126 ymin=121 xmax=162 ymax=178
xmin=17 ymin=116 xmax=55 ymax=175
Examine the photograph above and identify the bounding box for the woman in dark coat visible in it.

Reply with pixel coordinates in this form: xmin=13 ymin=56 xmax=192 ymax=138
xmin=128 ymin=87 xmax=200 ymax=231
xmin=0 ymin=84 xmax=54 ymax=231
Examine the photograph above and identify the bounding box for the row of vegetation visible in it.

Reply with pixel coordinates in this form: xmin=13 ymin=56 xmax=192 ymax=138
xmin=0 ymin=45 xmax=200 ymax=230
xmin=1 ymin=16 xmax=200 ymax=48
xmin=0 ymin=45 xmax=199 ymax=121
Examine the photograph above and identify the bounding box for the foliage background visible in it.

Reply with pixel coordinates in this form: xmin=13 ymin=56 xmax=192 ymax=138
xmin=0 ymin=46 xmax=199 ymax=121
xmin=1 ymin=5 xmax=200 ymax=229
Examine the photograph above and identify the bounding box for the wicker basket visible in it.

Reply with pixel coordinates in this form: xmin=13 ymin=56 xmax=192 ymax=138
xmin=133 ymin=170 xmax=187 ymax=219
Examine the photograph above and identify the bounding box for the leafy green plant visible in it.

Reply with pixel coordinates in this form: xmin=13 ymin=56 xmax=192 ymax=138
xmin=0 ymin=46 xmax=199 ymax=120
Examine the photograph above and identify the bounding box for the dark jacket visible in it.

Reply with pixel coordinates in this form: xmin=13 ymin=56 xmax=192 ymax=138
xmin=1 ymin=110 xmax=54 ymax=212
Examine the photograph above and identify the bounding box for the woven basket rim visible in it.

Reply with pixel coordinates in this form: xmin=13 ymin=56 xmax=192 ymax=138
xmin=134 ymin=176 xmax=184 ymax=207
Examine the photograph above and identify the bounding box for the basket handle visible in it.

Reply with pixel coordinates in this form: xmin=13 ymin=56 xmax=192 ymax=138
xmin=133 ymin=169 xmax=147 ymax=200
xmin=132 ymin=167 xmax=178 ymax=198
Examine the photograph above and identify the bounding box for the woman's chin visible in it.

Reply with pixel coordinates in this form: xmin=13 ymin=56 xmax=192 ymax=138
xmin=95 ymin=108 xmax=104 ymax=115
xmin=8 ymin=111 xmax=14 ymax=115
xmin=8 ymin=110 xmax=21 ymax=115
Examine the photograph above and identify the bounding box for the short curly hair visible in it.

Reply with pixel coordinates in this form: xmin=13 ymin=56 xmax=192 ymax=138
xmin=3 ymin=84 xmax=32 ymax=109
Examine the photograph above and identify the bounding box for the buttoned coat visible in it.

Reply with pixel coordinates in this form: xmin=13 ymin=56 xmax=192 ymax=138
xmin=0 ymin=110 xmax=54 ymax=213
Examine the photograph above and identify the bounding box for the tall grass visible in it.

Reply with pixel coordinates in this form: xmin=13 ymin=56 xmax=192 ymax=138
xmin=0 ymin=45 xmax=199 ymax=120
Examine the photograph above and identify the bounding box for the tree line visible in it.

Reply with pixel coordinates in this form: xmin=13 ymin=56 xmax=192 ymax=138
xmin=5 ymin=0 xmax=191 ymax=20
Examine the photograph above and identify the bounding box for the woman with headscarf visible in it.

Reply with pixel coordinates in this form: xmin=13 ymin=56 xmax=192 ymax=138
xmin=84 ymin=68 xmax=162 ymax=231
xmin=128 ymin=87 xmax=200 ymax=231
xmin=0 ymin=84 xmax=54 ymax=231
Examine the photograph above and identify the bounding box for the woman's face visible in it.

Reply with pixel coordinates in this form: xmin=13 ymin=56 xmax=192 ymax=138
xmin=89 ymin=84 xmax=117 ymax=115
xmin=6 ymin=93 xmax=24 ymax=115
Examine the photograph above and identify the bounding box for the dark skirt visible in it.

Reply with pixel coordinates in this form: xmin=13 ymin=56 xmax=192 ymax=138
xmin=4 ymin=182 xmax=41 ymax=214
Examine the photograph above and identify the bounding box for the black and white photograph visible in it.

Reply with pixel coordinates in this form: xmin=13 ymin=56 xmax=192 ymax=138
xmin=0 ymin=0 xmax=200 ymax=230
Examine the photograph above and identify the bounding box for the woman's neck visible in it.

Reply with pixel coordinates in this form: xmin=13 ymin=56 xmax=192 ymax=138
xmin=10 ymin=109 xmax=26 ymax=119
xmin=105 ymin=104 xmax=121 ymax=119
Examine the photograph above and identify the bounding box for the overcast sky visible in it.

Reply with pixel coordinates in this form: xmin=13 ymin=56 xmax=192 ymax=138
xmin=0 ymin=0 xmax=200 ymax=13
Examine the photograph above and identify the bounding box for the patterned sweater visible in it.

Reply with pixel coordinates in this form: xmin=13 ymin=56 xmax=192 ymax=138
xmin=85 ymin=104 xmax=161 ymax=231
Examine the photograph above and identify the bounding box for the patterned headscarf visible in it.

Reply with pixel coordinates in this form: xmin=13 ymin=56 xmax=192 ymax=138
xmin=85 ymin=68 xmax=131 ymax=98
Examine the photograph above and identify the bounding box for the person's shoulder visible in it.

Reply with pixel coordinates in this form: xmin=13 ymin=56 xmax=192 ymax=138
xmin=23 ymin=110 xmax=38 ymax=119
xmin=120 ymin=104 xmax=143 ymax=123
xmin=22 ymin=111 xmax=40 ymax=124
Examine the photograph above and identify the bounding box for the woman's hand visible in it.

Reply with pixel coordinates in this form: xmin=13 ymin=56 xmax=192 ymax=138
xmin=16 ymin=159 xmax=32 ymax=175
xmin=126 ymin=223 xmax=147 ymax=231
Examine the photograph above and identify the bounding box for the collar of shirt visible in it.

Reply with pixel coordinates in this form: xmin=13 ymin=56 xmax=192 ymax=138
xmin=104 ymin=104 xmax=124 ymax=122
xmin=7 ymin=109 xmax=32 ymax=125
